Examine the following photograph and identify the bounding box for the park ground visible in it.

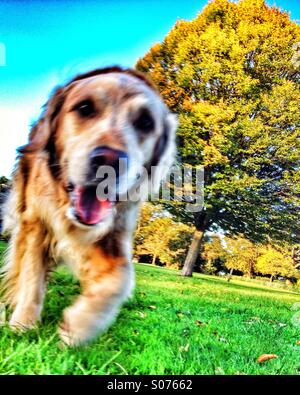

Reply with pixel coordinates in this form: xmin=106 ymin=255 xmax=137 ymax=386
xmin=0 ymin=240 xmax=299 ymax=375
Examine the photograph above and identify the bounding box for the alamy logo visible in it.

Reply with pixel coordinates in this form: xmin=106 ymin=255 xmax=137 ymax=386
xmin=94 ymin=161 xmax=205 ymax=213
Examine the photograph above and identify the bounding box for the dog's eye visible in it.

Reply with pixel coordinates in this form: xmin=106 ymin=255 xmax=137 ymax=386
xmin=132 ymin=108 xmax=155 ymax=134
xmin=73 ymin=99 xmax=96 ymax=118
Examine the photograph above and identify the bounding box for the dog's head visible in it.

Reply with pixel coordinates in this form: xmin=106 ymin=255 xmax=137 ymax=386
xmin=20 ymin=67 xmax=177 ymax=229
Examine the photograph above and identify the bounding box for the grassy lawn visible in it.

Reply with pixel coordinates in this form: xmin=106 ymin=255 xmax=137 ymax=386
xmin=0 ymin=240 xmax=299 ymax=375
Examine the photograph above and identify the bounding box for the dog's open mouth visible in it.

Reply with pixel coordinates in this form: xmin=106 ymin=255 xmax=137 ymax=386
xmin=73 ymin=185 xmax=114 ymax=226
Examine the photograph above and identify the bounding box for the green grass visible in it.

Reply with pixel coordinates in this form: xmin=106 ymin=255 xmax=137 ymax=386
xmin=0 ymin=240 xmax=299 ymax=375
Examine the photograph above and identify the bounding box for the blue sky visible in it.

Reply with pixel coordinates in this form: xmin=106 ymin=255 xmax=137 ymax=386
xmin=0 ymin=0 xmax=299 ymax=176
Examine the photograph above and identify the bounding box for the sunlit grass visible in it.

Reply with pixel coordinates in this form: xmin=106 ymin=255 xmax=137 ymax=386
xmin=0 ymin=241 xmax=299 ymax=375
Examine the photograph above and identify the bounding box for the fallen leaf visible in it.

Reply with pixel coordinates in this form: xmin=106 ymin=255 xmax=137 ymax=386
xmin=179 ymin=343 xmax=190 ymax=352
xmin=245 ymin=321 xmax=256 ymax=325
xmin=148 ymin=305 xmax=157 ymax=310
xmin=137 ymin=312 xmax=148 ymax=318
xmin=176 ymin=312 xmax=184 ymax=318
xmin=215 ymin=367 xmax=225 ymax=375
xmin=219 ymin=337 xmax=228 ymax=343
xmin=257 ymin=354 xmax=278 ymax=363
xmin=195 ymin=320 xmax=204 ymax=326
xmin=296 ymin=341 xmax=300 ymax=345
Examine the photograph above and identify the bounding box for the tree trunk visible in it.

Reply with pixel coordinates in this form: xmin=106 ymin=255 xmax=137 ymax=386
xmin=227 ymin=267 xmax=234 ymax=282
xmin=248 ymin=261 xmax=255 ymax=279
xmin=181 ymin=213 xmax=210 ymax=277
xmin=181 ymin=229 xmax=205 ymax=277
xmin=270 ymin=274 xmax=274 ymax=283
xmin=152 ymin=254 xmax=157 ymax=266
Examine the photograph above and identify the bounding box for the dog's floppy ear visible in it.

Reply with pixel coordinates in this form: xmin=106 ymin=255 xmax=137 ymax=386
xmin=149 ymin=112 xmax=178 ymax=194
xmin=18 ymin=86 xmax=65 ymax=155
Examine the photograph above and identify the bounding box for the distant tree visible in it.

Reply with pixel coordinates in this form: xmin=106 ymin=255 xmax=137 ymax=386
xmin=136 ymin=0 xmax=300 ymax=276
xmin=134 ymin=202 xmax=159 ymax=250
xmin=256 ymin=245 xmax=298 ymax=282
xmin=201 ymin=235 xmax=227 ymax=274
xmin=292 ymin=246 xmax=300 ymax=270
xmin=0 ymin=176 xmax=9 ymax=189
xmin=224 ymin=237 xmax=259 ymax=279
xmin=0 ymin=176 xmax=10 ymax=236
xmin=134 ymin=203 xmax=193 ymax=267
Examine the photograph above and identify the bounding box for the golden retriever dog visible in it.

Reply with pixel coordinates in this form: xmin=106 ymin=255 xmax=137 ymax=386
xmin=1 ymin=67 xmax=177 ymax=346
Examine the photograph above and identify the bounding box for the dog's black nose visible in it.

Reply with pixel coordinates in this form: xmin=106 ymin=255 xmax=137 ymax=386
xmin=89 ymin=146 xmax=128 ymax=180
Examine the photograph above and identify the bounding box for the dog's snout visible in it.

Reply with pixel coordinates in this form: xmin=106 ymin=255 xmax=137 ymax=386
xmin=89 ymin=146 xmax=128 ymax=180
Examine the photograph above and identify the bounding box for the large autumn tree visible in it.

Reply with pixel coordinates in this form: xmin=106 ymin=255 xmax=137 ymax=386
xmin=136 ymin=0 xmax=300 ymax=276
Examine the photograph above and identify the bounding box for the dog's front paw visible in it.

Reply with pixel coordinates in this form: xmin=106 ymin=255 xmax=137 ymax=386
xmin=58 ymin=305 xmax=97 ymax=347
xmin=9 ymin=305 xmax=40 ymax=332
xmin=58 ymin=321 xmax=80 ymax=347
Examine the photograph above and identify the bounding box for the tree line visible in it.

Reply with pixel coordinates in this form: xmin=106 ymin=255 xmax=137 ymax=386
xmin=133 ymin=203 xmax=300 ymax=286
xmin=0 ymin=176 xmax=9 ymax=236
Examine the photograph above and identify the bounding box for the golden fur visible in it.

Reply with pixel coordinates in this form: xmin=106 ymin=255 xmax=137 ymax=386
xmin=1 ymin=67 xmax=177 ymax=346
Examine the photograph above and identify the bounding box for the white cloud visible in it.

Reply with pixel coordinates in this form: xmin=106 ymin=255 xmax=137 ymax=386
xmin=0 ymin=72 xmax=60 ymax=178
xmin=0 ymin=104 xmax=40 ymax=177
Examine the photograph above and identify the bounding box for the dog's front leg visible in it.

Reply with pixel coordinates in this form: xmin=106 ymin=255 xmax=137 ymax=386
xmin=58 ymin=245 xmax=134 ymax=346
xmin=7 ymin=218 xmax=49 ymax=330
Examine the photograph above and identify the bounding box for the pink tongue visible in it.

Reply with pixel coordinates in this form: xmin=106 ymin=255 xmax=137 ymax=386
xmin=75 ymin=186 xmax=112 ymax=225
